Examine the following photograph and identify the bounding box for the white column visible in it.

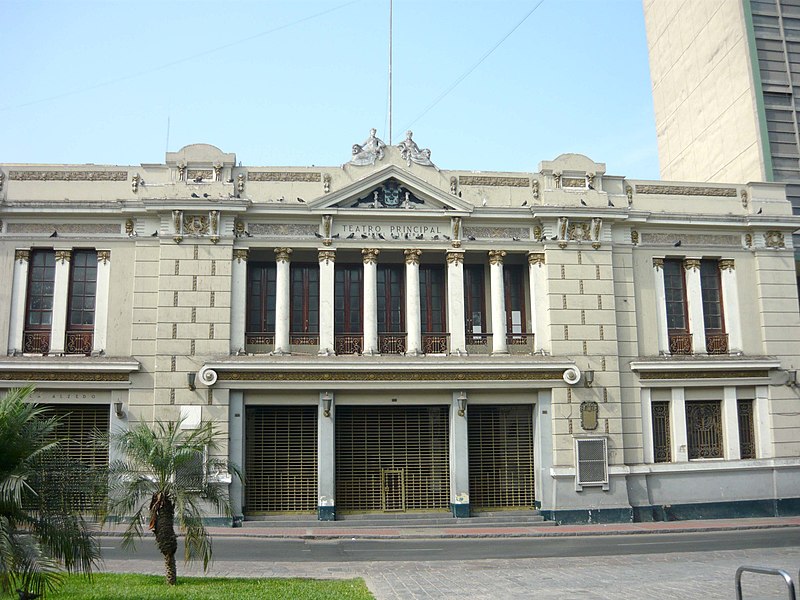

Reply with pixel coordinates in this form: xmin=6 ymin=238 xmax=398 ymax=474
xmin=230 ymin=249 xmax=248 ymax=353
xmin=652 ymin=258 xmax=669 ymax=355
xmin=362 ymin=248 xmax=380 ymax=355
xmin=405 ymin=249 xmax=422 ymax=355
xmin=446 ymin=250 xmax=467 ymax=355
xmin=8 ymin=249 xmax=30 ymax=354
xmin=92 ymin=250 xmax=111 ymax=354
xmin=641 ymin=388 xmax=654 ymax=463
xmin=318 ymin=391 xmax=336 ymax=520
xmin=670 ymin=387 xmax=688 ymax=462
xmin=684 ymin=258 xmax=706 ymax=355
xmin=449 ymin=391 xmax=470 ymax=518
xmin=719 ymin=259 xmax=742 ymax=353
xmin=489 ymin=250 xmax=508 ymax=355
xmin=228 ymin=390 xmax=245 ymax=519
xmin=318 ymin=250 xmax=336 ymax=355
xmin=722 ymin=386 xmax=740 ymax=459
xmin=273 ymin=247 xmax=292 ymax=355
xmin=755 ymin=385 xmax=773 ymax=458
xmin=528 ymin=252 xmax=550 ymax=353
xmin=49 ymin=249 xmax=71 ymax=355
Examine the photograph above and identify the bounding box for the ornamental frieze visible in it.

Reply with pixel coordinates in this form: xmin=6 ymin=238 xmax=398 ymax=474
xmin=639 ymin=370 xmax=769 ymax=380
xmin=562 ymin=177 xmax=586 ymax=188
xmin=9 ymin=170 xmax=128 ymax=181
xmin=187 ymin=169 xmax=213 ymax=182
xmin=247 ymin=171 xmax=322 ymax=182
xmin=634 ymin=184 xmax=737 ymax=197
xmin=6 ymin=223 xmax=121 ymax=234
xmin=458 ymin=175 xmax=530 ymax=187
xmin=640 ymin=233 xmax=740 ymax=247
xmin=764 ymin=231 xmax=785 ymax=248
xmin=248 ymin=223 xmax=319 ymax=237
xmin=0 ymin=371 xmax=129 ymax=381
xmin=217 ymin=370 xmax=565 ymax=382
xmin=462 ymin=226 xmax=530 ymax=240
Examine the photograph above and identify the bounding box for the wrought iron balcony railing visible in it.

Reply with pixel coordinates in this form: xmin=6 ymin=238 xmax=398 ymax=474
xmin=335 ymin=334 xmax=363 ymax=355
xmin=23 ymin=330 xmax=50 ymax=354
xmin=705 ymin=332 xmax=729 ymax=355
xmin=379 ymin=333 xmax=406 ymax=355
xmin=668 ymin=332 xmax=693 ymax=355
xmin=422 ymin=332 xmax=449 ymax=354
xmin=65 ymin=330 xmax=93 ymax=356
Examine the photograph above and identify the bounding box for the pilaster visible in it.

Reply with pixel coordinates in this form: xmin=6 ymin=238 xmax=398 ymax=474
xmin=683 ymin=258 xmax=706 ymax=355
xmin=50 ymin=249 xmax=72 ymax=354
xmin=449 ymin=391 xmax=470 ymax=518
xmin=273 ymin=247 xmax=292 ymax=355
xmin=318 ymin=391 xmax=336 ymax=520
xmin=446 ymin=250 xmax=466 ymax=355
xmin=362 ymin=248 xmax=380 ymax=355
xmin=8 ymin=249 xmax=30 ymax=354
xmin=230 ymin=249 xmax=249 ymax=353
xmin=488 ymin=250 xmax=508 ymax=354
xmin=405 ymin=249 xmax=422 ymax=355
xmin=718 ymin=258 xmax=742 ymax=353
xmin=652 ymin=258 xmax=669 ymax=354
xmin=93 ymin=250 xmax=111 ymax=354
xmin=318 ymin=250 xmax=336 ymax=355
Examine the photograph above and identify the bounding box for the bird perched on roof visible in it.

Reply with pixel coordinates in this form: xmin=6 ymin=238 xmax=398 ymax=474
xmin=673 ymin=240 xmax=682 ymax=247
xmin=467 ymin=235 xmax=476 ymax=241
xmin=608 ymin=199 xmax=614 ymax=207
xmin=580 ymin=198 xmax=587 ymax=206
xmin=512 ymin=236 xmax=521 ymax=241
xmin=191 ymin=193 xmax=199 ymax=198
xmin=443 ymin=234 xmax=451 ymax=240
xmin=482 ymin=198 xmax=488 ymax=207
xmin=416 ymin=234 xmax=424 ymax=240
xmin=314 ymin=231 xmax=323 ymax=238
xmin=277 ymin=196 xmax=284 ymax=202
xmin=378 ymin=233 xmax=385 ymax=239
xmin=521 ymin=200 xmax=528 ymax=207
xmin=361 ymin=233 xmax=368 ymax=239
xmin=50 ymin=231 xmax=58 ymax=238
xmin=203 ymin=193 xmax=210 ymax=198
xmin=331 ymin=233 xmax=340 ymax=238
xmin=346 ymin=232 xmax=355 ymax=239
xmin=391 ymin=233 xmax=399 ymax=239
xmin=433 ymin=235 xmax=439 ymax=240
xmin=297 ymin=197 xmax=305 ymax=203
xmin=150 ymin=231 xmax=158 ymax=237
xmin=757 ymin=207 xmax=763 ymax=214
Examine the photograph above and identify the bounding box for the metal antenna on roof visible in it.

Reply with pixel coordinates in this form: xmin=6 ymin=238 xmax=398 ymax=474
xmin=388 ymin=0 xmax=393 ymax=145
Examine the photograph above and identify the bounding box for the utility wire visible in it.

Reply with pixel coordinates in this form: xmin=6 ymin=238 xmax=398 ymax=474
xmin=400 ymin=0 xmax=546 ymax=133
xmin=1 ymin=0 xmax=363 ymax=112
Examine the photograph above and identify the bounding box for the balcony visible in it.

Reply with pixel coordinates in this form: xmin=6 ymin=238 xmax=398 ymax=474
xmin=245 ymin=331 xmax=274 ymax=354
xmin=379 ymin=333 xmax=406 ymax=355
xmin=336 ymin=334 xmax=363 ymax=355
xmin=65 ymin=330 xmax=93 ymax=356
xmin=422 ymin=332 xmax=449 ymax=355
xmin=290 ymin=333 xmax=319 ymax=354
xmin=668 ymin=333 xmax=693 ymax=355
xmin=507 ymin=332 xmax=534 ymax=355
xmin=705 ymin=333 xmax=729 ymax=355
xmin=23 ymin=330 xmax=51 ymax=354
xmin=466 ymin=332 xmax=491 ymax=354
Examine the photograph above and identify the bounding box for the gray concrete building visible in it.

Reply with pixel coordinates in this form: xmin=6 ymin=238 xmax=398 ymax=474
xmin=643 ymin=0 xmax=800 ymax=296
xmin=1 ymin=134 xmax=799 ymax=524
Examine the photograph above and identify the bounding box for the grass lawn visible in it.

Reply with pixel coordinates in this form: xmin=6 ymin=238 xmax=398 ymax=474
xmin=47 ymin=573 xmax=375 ymax=599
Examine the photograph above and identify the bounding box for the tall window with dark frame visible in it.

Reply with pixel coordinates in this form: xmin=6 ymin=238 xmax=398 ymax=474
xmin=66 ymin=250 xmax=97 ymax=355
xmin=685 ymin=400 xmax=723 ymax=459
xmin=663 ymin=259 xmax=691 ymax=354
xmin=334 ymin=265 xmax=363 ymax=354
xmin=290 ymin=264 xmax=319 ymax=346
xmin=24 ymin=249 xmax=56 ymax=354
xmin=737 ymin=399 xmax=756 ymax=459
xmin=503 ymin=264 xmax=528 ymax=347
xmin=377 ymin=264 xmax=405 ymax=354
xmin=700 ymin=259 xmax=727 ymax=354
xmin=246 ymin=262 xmax=276 ymax=345
xmin=651 ymin=401 xmax=672 ymax=463
xmin=464 ymin=265 xmax=487 ymax=345
xmin=420 ymin=265 xmax=446 ymax=353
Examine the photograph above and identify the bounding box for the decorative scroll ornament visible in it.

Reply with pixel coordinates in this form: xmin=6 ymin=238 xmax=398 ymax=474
xmin=396 ymin=130 xmax=434 ymax=167
xmin=488 ymin=249 xmax=507 ymax=265
xmin=274 ymin=247 xmax=293 ymax=263
xmin=362 ymin=248 xmax=380 ymax=264
xmin=404 ymin=248 xmax=422 ymax=265
xmin=349 ymin=128 xmax=386 ymax=166
xmin=131 ymin=173 xmax=140 ymax=193
xmin=97 ymin=250 xmax=111 ymax=265
xmin=55 ymin=250 xmax=71 ymax=264
xmin=323 ymin=174 xmax=331 ymax=194
xmin=233 ymin=249 xmax=249 ymax=263
xmin=562 ymin=367 xmax=581 ymax=385
xmin=528 ymin=252 xmax=545 ymax=266
xmin=580 ymin=401 xmax=599 ymax=431
xmin=15 ymin=249 xmax=30 ymax=263
xmin=718 ymin=258 xmax=735 ymax=272
xmin=446 ymin=250 xmax=464 ymax=266
xmin=745 ymin=233 xmax=753 ymax=248
xmin=764 ymin=230 xmax=785 ymax=248
xmin=198 ymin=367 xmax=218 ymax=387
xmin=652 ymin=257 xmax=664 ymax=270
xmin=318 ymin=250 xmax=336 ymax=264
xmin=683 ymin=258 xmax=701 ymax=271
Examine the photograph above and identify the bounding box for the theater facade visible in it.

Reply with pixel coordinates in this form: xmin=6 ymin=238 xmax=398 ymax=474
xmin=1 ymin=133 xmax=799 ymax=523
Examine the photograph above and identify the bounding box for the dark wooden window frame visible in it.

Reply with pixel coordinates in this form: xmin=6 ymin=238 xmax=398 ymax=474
xmin=334 ymin=264 xmax=363 ymax=334
xmin=246 ymin=262 xmax=277 ymax=334
xmin=377 ymin=264 xmax=405 ymax=333
xmin=503 ymin=264 xmax=527 ymax=335
xmin=420 ymin=265 xmax=446 ymax=334
xmin=290 ymin=263 xmax=319 ymax=336
xmin=464 ymin=264 xmax=487 ymax=340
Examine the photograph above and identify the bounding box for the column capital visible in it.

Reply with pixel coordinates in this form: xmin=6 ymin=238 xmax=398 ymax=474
xmin=319 ymin=250 xmax=336 ymax=264
xmin=14 ymin=249 xmax=30 ymax=263
xmin=446 ymin=250 xmax=464 ymax=266
xmin=362 ymin=248 xmax=380 ymax=264
xmin=233 ymin=248 xmax=249 ymax=264
xmin=527 ymin=252 xmax=545 ymax=266
xmin=652 ymin=257 xmax=664 ymax=270
xmin=683 ymin=258 xmax=701 ymax=271
xmin=718 ymin=258 xmax=735 ymax=272
xmin=97 ymin=250 xmax=111 ymax=265
xmin=488 ymin=249 xmax=507 ymax=265
xmin=274 ymin=247 xmax=293 ymax=263
xmin=55 ymin=249 xmax=72 ymax=264
xmin=404 ymin=248 xmax=422 ymax=265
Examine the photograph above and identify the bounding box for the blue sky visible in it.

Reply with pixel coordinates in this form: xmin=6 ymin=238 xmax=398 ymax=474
xmin=1 ymin=0 xmax=659 ymax=179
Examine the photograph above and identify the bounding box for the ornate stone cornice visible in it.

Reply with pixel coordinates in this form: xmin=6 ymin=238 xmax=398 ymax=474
xmin=217 ymin=369 xmax=565 ymax=382
xmin=0 ymin=371 xmax=129 ymax=382
xmin=15 ymin=249 xmax=30 ymax=263
xmin=718 ymin=258 xmax=735 ymax=272
xmin=445 ymin=251 xmax=464 ymax=266
xmin=319 ymin=250 xmax=336 ymax=264
xmin=362 ymin=248 xmax=380 ymax=264
xmin=274 ymin=247 xmax=293 ymax=263
xmin=97 ymin=250 xmax=111 ymax=265
xmin=639 ymin=370 xmax=769 ymax=380
xmin=527 ymin=252 xmax=545 ymax=266
xmin=488 ymin=250 xmax=507 ymax=265
xmin=55 ymin=250 xmax=71 ymax=264
xmin=652 ymin=257 xmax=664 ymax=270
xmin=404 ymin=249 xmax=422 ymax=265
xmin=233 ymin=249 xmax=249 ymax=263
xmin=683 ymin=258 xmax=701 ymax=271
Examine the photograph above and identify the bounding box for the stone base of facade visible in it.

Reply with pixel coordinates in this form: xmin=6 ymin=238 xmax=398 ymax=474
xmin=540 ymin=507 xmax=634 ymax=525
xmin=318 ymin=505 xmax=336 ymax=521
xmin=451 ymin=503 xmax=471 ymax=518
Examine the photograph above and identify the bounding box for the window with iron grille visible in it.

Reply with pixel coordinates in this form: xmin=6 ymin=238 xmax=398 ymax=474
xmin=738 ymin=399 xmax=757 ymax=459
xmin=290 ymin=264 xmax=319 ymax=339
xmin=574 ymin=438 xmax=608 ymax=489
xmin=651 ymin=401 xmax=672 ymax=463
xmin=24 ymin=249 xmax=56 ymax=353
xmin=246 ymin=262 xmax=276 ymax=334
xmin=464 ymin=264 xmax=486 ymax=341
xmin=686 ymin=401 xmax=723 ymax=459
xmin=175 ymin=448 xmax=207 ymax=491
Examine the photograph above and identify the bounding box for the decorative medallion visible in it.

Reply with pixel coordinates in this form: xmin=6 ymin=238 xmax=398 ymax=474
xmin=404 ymin=248 xmax=422 ymax=265
xmin=183 ymin=215 xmax=209 ymax=236
xmin=274 ymin=247 xmax=293 ymax=263
xmin=488 ymin=249 xmax=507 ymax=265
xmin=528 ymin=252 xmax=545 ymax=266
xmin=234 ymin=220 xmax=245 ymax=237
xmin=533 ymin=224 xmax=543 ymax=241
xmin=97 ymin=250 xmax=111 ymax=265
xmin=445 ymin=251 xmax=464 ymax=266
xmin=349 ymin=128 xmax=386 ymax=166
xmin=580 ymin=401 xmax=599 ymax=431
xmin=718 ymin=258 xmax=735 ymax=272
xmin=764 ymin=230 xmax=785 ymax=248
xmin=351 ymin=178 xmax=424 ymax=209
xmin=362 ymin=248 xmax=380 ymax=264
xmin=568 ymin=222 xmax=591 ymax=242
xmin=233 ymin=249 xmax=249 ymax=263
xmin=683 ymin=258 xmax=701 ymax=271
xmin=318 ymin=250 xmax=336 ymax=264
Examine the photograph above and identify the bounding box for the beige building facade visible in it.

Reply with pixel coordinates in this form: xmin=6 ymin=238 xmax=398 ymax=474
xmin=1 ymin=135 xmax=799 ymax=523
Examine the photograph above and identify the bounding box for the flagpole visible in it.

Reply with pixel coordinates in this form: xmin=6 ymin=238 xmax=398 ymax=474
xmin=388 ymin=0 xmax=393 ymax=145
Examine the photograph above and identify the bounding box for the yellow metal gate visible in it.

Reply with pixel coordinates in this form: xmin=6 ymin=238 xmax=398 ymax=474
xmin=468 ymin=404 xmax=535 ymax=509
xmin=336 ymin=406 xmax=449 ymax=513
xmin=245 ymin=406 xmax=317 ymax=514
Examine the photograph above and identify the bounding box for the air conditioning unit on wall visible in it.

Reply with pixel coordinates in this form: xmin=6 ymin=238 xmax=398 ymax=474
xmin=574 ymin=437 xmax=609 ymax=491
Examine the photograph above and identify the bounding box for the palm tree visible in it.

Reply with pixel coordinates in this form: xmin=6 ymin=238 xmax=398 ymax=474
xmin=0 ymin=386 xmax=101 ymax=597
xmin=104 ymin=418 xmax=241 ymax=585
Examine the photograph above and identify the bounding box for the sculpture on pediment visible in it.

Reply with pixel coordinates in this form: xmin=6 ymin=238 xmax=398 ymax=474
xmin=350 ymin=128 xmax=386 ymax=166
xmin=396 ymin=130 xmax=434 ymax=167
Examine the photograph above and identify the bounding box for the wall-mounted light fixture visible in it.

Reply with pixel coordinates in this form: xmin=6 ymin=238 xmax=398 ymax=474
xmin=113 ymin=401 xmax=125 ymax=419
xmin=322 ymin=392 xmax=332 ymax=417
xmin=187 ymin=372 xmax=196 ymax=391
xmin=457 ymin=391 xmax=468 ymax=417
xmin=584 ymin=370 xmax=595 ymax=387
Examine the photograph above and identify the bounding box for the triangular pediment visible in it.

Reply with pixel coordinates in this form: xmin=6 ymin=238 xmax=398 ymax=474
xmin=307 ymin=165 xmax=474 ymax=213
